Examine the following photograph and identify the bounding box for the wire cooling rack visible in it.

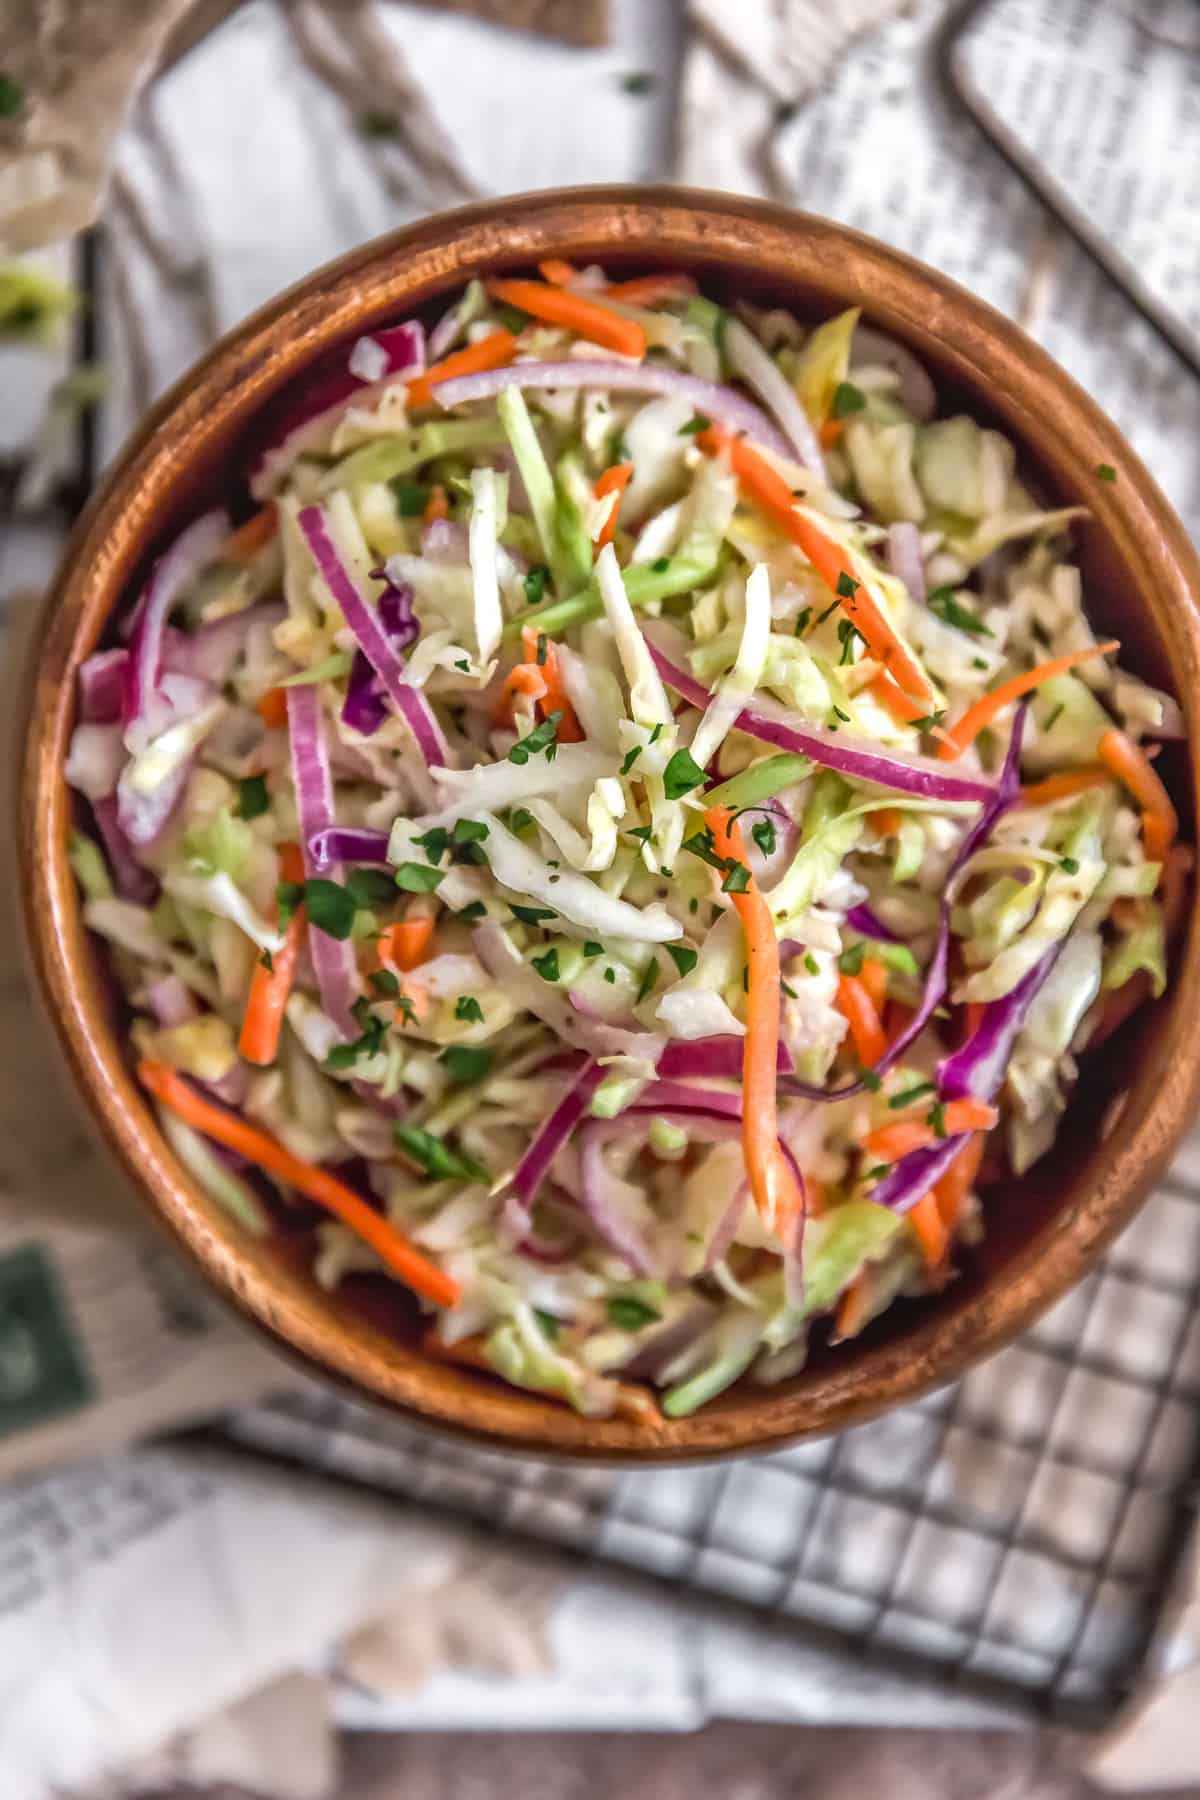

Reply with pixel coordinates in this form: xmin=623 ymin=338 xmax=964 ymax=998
xmin=217 ymin=1141 xmax=1200 ymax=1729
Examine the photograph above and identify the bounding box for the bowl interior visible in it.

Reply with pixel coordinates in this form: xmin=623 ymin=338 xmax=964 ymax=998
xmin=20 ymin=188 xmax=1200 ymax=1460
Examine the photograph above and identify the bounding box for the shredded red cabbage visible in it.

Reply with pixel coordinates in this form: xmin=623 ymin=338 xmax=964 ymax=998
xmin=285 ymin=682 xmax=359 ymax=1039
xmin=122 ymin=510 xmax=230 ymax=752
xmin=308 ymin=827 xmax=392 ymax=871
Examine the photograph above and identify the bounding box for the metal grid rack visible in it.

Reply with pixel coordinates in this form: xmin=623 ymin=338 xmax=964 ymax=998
xmin=218 ymin=1155 xmax=1200 ymax=1728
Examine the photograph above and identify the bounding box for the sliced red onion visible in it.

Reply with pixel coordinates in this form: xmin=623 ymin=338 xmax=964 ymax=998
xmin=286 ymin=682 xmax=358 ymax=1039
xmin=161 ymin=600 xmax=286 ymax=688
xmin=659 ymin=1037 xmax=792 ymax=1080
xmin=91 ymin=796 xmax=159 ymax=905
xmin=867 ymin=1136 xmax=967 ymax=1218
xmin=887 ymin=522 xmax=926 ymax=606
xmin=937 ymin=944 xmax=1062 ymax=1106
xmin=705 ymin=1175 xmax=749 ymax=1273
xmin=145 ymin=973 xmax=199 ymax=1027
xmin=510 ymin=1056 xmax=606 ymax=1210
xmin=432 ymin=359 xmax=793 ymax=460
xmin=79 ymin=648 xmax=128 ymax=724
xmin=781 ymin=706 xmax=1028 ymax=1103
xmin=122 ymin=510 xmax=230 ymax=752
xmin=851 ymin=325 xmax=937 ymax=422
xmin=248 ymin=321 xmax=425 ymax=498
xmin=297 ymin=506 xmax=448 ymax=765
xmin=308 ymin=826 xmax=391 ymax=871
xmin=341 ymin=576 xmax=419 ymax=739
xmin=647 ymin=628 xmax=996 ymax=805
xmin=349 ymin=323 xmax=426 ymax=385
xmin=844 ymin=903 xmax=902 ymax=943
xmin=723 ymin=315 xmax=826 ymax=476
xmin=631 ymin=1078 xmax=742 ymax=1120
xmin=575 ymin=1119 xmax=661 ymax=1276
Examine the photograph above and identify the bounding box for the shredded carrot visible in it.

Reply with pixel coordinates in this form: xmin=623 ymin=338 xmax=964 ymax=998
xmin=937 ymin=643 xmax=1120 ymax=760
xmin=934 ymin=1132 xmax=985 ymax=1236
xmin=238 ymin=844 xmax=306 ymax=1067
xmin=603 ymin=271 xmax=698 ymax=305
xmin=1020 ymin=766 xmax=1110 ymax=808
xmin=592 ymin=461 xmax=634 ymax=552
xmin=140 ymin=1059 xmax=460 ymax=1308
xmin=421 ymin=1329 xmax=657 ymax=1420
xmin=836 ymin=973 xmax=888 ymax=1068
xmin=377 ymin=915 xmax=435 ymax=973
xmin=819 ymin=418 xmax=845 ymax=449
xmin=835 ymin=1275 xmax=869 ymax=1340
xmin=863 ymin=1100 xmax=998 ymax=1161
xmin=222 ymin=505 xmax=277 ymax=563
xmin=858 ymin=957 xmax=888 ymax=1014
xmin=517 ymin=626 xmax=583 ymax=741
xmin=704 ymin=805 xmax=803 ymax=1234
xmin=697 ymin=424 xmax=931 ymax=704
xmin=422 ymin=483 xmax=449 ymax=525
xmin=494 ymin=661 xmax=548 ymax=724
xmin=256 ymin=687 xmax=289 ymax=729
xmin=486 ymin=279 xmax=647 ymax=360
xmin=1098 ymin=727 xmax=1178 ymax=868
xmin=909 ymin=1194 xmax=949 ymax=1271
xmin=405 ymin=328 xmax=517 ymax=411
xmin=869 ymin=673 xmax=957 ymax=749
xmin=538 ymin=258 xmax=578 ymax=287
xmin=868 ymin=806 xmax=902 ymax=839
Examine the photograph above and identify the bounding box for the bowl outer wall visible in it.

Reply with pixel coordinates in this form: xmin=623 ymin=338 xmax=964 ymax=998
xmin=18 ymin=185 xmax=1200 ymax=1463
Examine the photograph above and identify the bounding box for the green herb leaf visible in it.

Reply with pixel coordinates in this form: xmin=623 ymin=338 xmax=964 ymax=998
xmin=259 ymin=949 xmax=274 ymax=974
xmin=665 ymin=943 xmax=698 ymax=978
xmin=648 ymin=723 xmax=664 ymax=744
xmin=814 ymin=597 xmax=842 ymax=628
xmin=838 ymin=941 xmax=866 ymax=976
xmin=452 ymin=817 xmax=489 ymax=846
xmin=604 ymin=967 xmax=617 ymax=984
xmin=396 ymin=994 xmax=418 ymax=1028
xmin=652 ymin=556 xmax=671 ymax=573
xmin=831 ymin=380 xmax=867 ymax=419
xmin=583 ymin=941 xmax=604 ymax=958
xmin=636 ymin=958 xmax=659 ymax=1003
xmin=620 ymin=746 xmax=642 ymax=775
xmin=456 ymin=900 xmax=488 ymax=924
xmin=627 ymin=825 xmax=653 ymax=845
xmin=394 ymin=862 xmax=446 ymax=893
xmin=751 ymin=816 xmax=776 ymax=858
xmin=395 ymin=1124 xmax=489 ymax=1185
xmin=235 ymin=774 xmax=269 ymax=820
xmin=534 ymin=1308 xmax=561 ymax=1340
xmin=929 ymin=1102 xmax=948 ymax=1138
xmin=889 ymin=1081 xmax=935 ymax=1110
xmin=927 ymin=586 xmax=993 ymax=638
xmin=678 ymin=414 xmax=711 ymax=436
xmin=370 ymin=969 xmax=401 ymax=997
xmin=275 ymin=880 xmax=305 ymax=931
xmin=455 ymin=995 xmax=485 ymax=1023
xmin=347 ymin=868 xmax=397 ymax=909
xmin=524 ymin=565 xmax=549 ymax=607
xmin=861 ymin=1068 xmax=883 ymax=1092
xmin=508 ymin=807 xmax=535 ymax=834
xmin=681 ymin=827 xmax=724 ymax=871
xmin=391 ymin=479 xmax=428 ymax=516
xmin=303 ymin=878 xmax=358 ymax=940
xmin=532 ymin=947 xmax=561 ymax=982
xmin=441 ymin=1045 xmax=493 ymax=1085
xmin=511 ymin=902 xmax=557 ymax=925
xmin=836 ymin=572 xmax=859 ymax=599
xmin=413 ymin=826 xmax=452 ymax=864
xmin=721 ymin=860 xmax=751 ymax=894
xmin=803 ymin=952 xmax=820 ymax=976
xmin=1059 ymin=854 xmax=1080 ymax=875
xmin=607 ymin=1296 xmax=662 ymax=1331
xmin=509 ymin=709 xmax=562 ymax=765
xmin=794 ymin=606 xmax=812 ymax=637
xmin=662 ymin=747 xmax=706 ymax=800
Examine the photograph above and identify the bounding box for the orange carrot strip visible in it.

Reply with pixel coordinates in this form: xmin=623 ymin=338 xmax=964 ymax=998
xmin=858 ymin=957 xmax=888 ymax=1014
xmin=519 ymin=626 xmax=583 ymax=741
xmin=835 ymin=1274 xmax=869 ymax=1339
xmin=256 ymin=687 xmax=289 ymax=729
xmin=378 ymin=916 xmax=436 ymax=973
xmin=238 ymin=844 xmax=306 ymax=1067
xmin=494 ymin=662 xmax=548 ymax=725
xmin=486 ymin=279 xmax=647 ymax=360
xmin=538 ymin=258 xmax=578 ymax=287
xmin=937 ymin=643 xmax=1120 ymax=760
xmin=933 ymin=1132 xmax=985 ymax=1236
xmin=704 ymin=805 xmax=804 ymax=1234
xmin=836 ymin=973 xmax=888 ymax=1068
xmin=422 ymin=484 xmax=449 ymax=525
xmin=592 ymin=461 xmax=634 ymax=552
xmin=140 ymin=1060 xmax=460 ymax=1308
xmin=819 ymin=418 xmax=845 ymax=449
xmin=868 ymin=807 xmax=902 ymax=838
xmin=863 ymin=1100 xmax=998 ymax=1161
xmin=1098 ymin=727 xmax=1178 ymax=868
xmin=406 ymin=328 xmax=517 ymax=411
xmin=1020 ymin=766 xmax=1111 ymax=808
xmin=909 ymin=1194 xmax=949 ymax=1271
xmin=697 ymin=424 xmax=931 ymax=704
xmin=223 ymin=505 xmax=277 ymax=563
xmin=603 ymin=272 xmax=698 ymax=305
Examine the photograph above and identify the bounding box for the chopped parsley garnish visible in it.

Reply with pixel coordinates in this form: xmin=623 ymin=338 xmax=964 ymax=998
xmin=627 ymin=825 xmax=653 ymax=845
xmin=973 ymin=656 xmax=989 ymax=670
xmin=794 ymin=607 xmax=812 ymax=637
xmin=662 ymin=747 xmax=706 ymax=799
xmin=235 ymin=774 xmax=269 ymax=820
xmin=583 ymin=941 xmax=604 ymax=958
xmin=395 ymin=1124 xmax=489 ymax=1185
xmin=832 ymin=706 xmax=851 ymax=724
xmin=1043 ymin=702 xmax=1065 ymax=733
xmin=636 ymin=958 xmax=659 ymax=1003
xmin=681 ymin=826 xmax=724 ymax=871
xmin=508 ymin=807 xmax=535 ymax=834
xmin=864 ymin=1163 xmax=891 ymax=1183
xmin=259 ymin=949 xmax=274 ymax=974
xmin=910 ymin=710 xmax=946 ymax=732
xmin=665 ymin=943 xmax=698 ymax=978
xmin=347 ymin=868 xmax=397 ymax=909
xmin=535 ymin=632 xmax=548 ymax=667
xmin=393 ymin=862 xmax=446 ymax=893
xmin=524 ymin=565 xmax=549 ymax=607
xmin=1059 ymin=855 xmax=1080 ymax=875
xmin=648 ymin=723 xmax=664 ymax=744
xmin=509 ymin=709 xmax=562 ymax=765
xmin=688 ymin=897 xmax=699 ymax=915
xmin=652 ymin=556 xmax=671 ymax=573
xmin=455 ymin=995 xmax=485 ymax=1023
xmin=303 ymin=878 xmax=358 ymax=940
xmin=325 ymin=996 xmax=387 ymax=1069
xmin=837 ymin=618 xmax=865 ymax=664
xmin=396 ymin=993 xmax=419 ymax=1028
xmin=391 ymin=479 xmax=428 ymax=516
xmin=455 ymin=657 xmax=471 ymax=672
xmin=531 ymin=947 xmax=561 ymax=982
xmin=721 ymin=859 xmax=752 ymax=894
xmin=838 ymin=941 xmax=866 ymax=976
xmin=803 ymin=952 xmax=820 ymax=976
xmin=510 ymin=902 xmax=557 ymax=925
xmin=1096 ymin=463 xmax=1117 ymax=482
xmin=831 ymin=380 xmax=866 ymax=419
xmin=861 ymin=1068 xmax=883 ymax=1092
xmin=751 ymin=817 xmax=776 ymax=859
xmin=603 ymin=967 xmax=617 ymax=983
xmin=607 ymin=1296 xmax=662 ymax=1331
xmin=441 ymin=1045 xmax=492 ymax=1085
xmin=275 ymin=880 xmax=305 ymax=930
xmin=929 ymin=1102 xmax=948 ymax=1138
xmin=889 ymin=1081 xmax=935 ymax=1110
xmin=814 ymin=597 xmax=842 ymax=627
xmin=927 ymin=586 xmax=993 ymax=637
xmin=413 ymin=826 xmax=452 ymax=864
xmin=535 ymin=1309 xmax=561 ymax=1340
xmin=678 ymin=414 xmax=711 ymax=436
xmin=370 ymin=969 xmax=401 ymax=997
xmin=835 ymin=572 xmax=859 ymax=599
xmin=456 ymin=900 xmax=488 ymax=923
xmin=621 ymin=746 xmax=642 ymax=775
xmin=452 ymin=817 xmax=489 ymax=846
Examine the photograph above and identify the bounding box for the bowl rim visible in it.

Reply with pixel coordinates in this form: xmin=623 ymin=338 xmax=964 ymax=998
xmin=18 ymin=183 xmax=1200 ymax=1463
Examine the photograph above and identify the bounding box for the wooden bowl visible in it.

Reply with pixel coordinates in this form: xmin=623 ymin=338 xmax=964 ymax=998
xmin=19 ymin=187 xmax=1200 ymax=1461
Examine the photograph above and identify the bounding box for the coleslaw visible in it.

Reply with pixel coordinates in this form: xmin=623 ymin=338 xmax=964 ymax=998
xmin=65 ymin=263 xmax=1190 ymax=1420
